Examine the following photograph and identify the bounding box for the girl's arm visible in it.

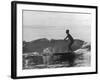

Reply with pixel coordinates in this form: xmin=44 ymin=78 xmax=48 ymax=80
xmin=64 ymin=36 xmax=68 ymax=40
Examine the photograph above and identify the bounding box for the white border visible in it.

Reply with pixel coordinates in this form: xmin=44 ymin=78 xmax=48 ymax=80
xmin=17 ymin=3 xmax=96 ymax=77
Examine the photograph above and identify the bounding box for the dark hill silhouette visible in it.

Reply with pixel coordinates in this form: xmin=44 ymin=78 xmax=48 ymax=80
xmin=23 ymin=38 xmax=84 ymax=54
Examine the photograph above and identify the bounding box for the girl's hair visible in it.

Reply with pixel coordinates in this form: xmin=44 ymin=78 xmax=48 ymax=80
xmin=66 ymin=29 xmax=69 ymax=33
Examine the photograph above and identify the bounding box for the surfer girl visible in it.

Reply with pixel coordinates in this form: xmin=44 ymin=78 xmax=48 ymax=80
xmin=64 ymin=29 xmax=74 ymax=51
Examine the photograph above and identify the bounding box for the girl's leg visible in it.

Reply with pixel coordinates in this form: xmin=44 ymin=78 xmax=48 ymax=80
xmin=69 ymin=42 xmax=73 ymax=51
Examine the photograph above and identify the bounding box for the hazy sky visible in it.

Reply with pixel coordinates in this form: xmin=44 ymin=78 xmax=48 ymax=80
xmin=23 ymin=10 xmax=91 ymax=42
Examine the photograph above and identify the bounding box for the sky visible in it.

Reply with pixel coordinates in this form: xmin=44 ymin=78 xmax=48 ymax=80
xmin=23 ymin=10 xmax=91 ymax=42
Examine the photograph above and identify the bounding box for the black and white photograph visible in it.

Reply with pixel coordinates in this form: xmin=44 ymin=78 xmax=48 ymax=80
xmin=11 ymin=1 xmax=97 ymax=79
xmin=22 ymin=10 xmax=91 ymax=69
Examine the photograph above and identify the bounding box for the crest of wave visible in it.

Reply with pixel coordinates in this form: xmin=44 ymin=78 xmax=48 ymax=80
xmin=74 ymin=42 xmax=91 ymax=67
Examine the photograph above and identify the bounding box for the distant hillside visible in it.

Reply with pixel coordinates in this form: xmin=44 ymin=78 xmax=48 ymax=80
xmin=23 ymin=38 xmax=84 ymax=53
